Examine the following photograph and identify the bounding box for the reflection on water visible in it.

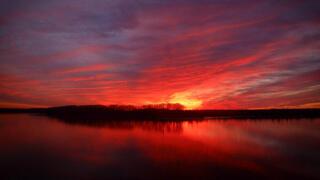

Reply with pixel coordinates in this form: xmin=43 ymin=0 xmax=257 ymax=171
xmin=0 ymin=114 xmax=320 ymax=179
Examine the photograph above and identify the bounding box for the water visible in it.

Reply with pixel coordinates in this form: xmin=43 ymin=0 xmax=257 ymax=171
xmin=1 ymin=114 xmax=320 ymax=179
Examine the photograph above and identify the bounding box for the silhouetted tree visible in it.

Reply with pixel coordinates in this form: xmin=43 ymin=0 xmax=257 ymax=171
xmin=142 ymin=103 xmax=185 ymax=110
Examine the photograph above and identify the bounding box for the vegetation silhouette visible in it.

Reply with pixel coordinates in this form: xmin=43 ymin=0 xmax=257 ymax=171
xmin=1 ymin=104 xmax=320 ymax=124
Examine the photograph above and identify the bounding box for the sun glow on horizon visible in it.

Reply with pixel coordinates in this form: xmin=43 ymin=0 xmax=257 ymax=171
xmin=169 ymin=92 xmax=202 ymax=110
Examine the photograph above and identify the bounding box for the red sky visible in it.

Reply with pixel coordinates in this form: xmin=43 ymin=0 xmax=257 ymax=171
xmin=0 ymin=0 xmax=319 ymax=109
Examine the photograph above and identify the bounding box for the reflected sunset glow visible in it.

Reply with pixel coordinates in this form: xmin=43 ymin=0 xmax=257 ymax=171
xmin=1 ymin=114 xmax=320 ymax=179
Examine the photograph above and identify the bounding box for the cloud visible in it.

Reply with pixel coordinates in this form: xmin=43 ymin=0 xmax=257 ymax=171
xmin=0 ymin=0 xmax=319 ymax=108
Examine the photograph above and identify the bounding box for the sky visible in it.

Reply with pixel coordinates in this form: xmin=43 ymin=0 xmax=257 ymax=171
xmin=0 ymin=0 xmax=319 ymax=109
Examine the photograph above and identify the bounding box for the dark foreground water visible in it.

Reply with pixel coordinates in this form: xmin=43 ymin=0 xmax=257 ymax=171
xmin=0 ymin=114 xmax=320 ymax=179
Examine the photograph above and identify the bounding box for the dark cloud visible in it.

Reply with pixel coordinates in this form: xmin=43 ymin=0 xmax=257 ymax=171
xmin=0 ymin=0 xmax=319 ymax=108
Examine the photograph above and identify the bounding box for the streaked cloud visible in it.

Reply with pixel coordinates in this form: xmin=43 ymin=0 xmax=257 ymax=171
xmin=0 ymin=0 xmax=319 ymax=109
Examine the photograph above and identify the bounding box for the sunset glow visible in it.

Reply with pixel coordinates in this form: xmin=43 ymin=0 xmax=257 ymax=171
xmin=169 ymin=92 xmax=202 ymax=109
xmin=0 ymin=0 xmax=319 ymax=109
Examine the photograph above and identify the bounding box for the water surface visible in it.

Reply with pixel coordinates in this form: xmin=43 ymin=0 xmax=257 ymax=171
xmin=1 ymin=114 xmax=320 ymax=179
